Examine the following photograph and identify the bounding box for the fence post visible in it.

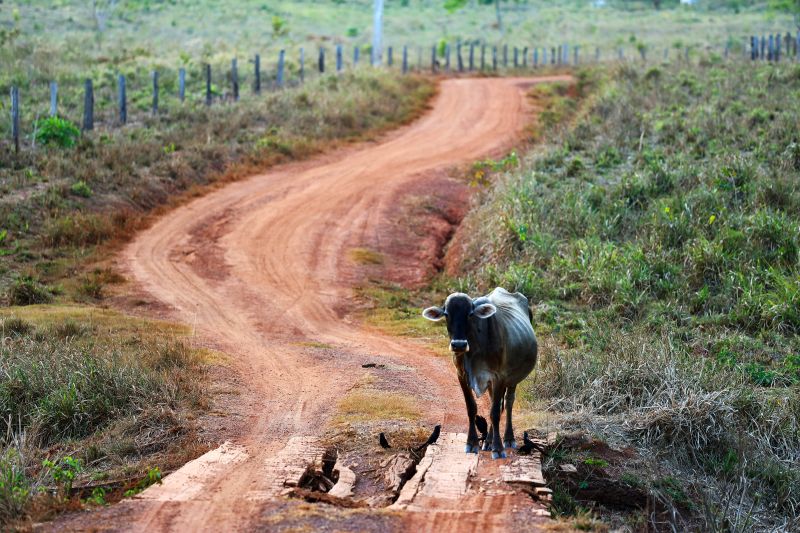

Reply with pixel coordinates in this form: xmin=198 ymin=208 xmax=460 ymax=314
xmin=152 ymin=70 xmax=159 ymax=114
xmin=543 ymin=47 xmax=547 ymax=65
xmin=300 ymin=48 xmax=305 ymax=82
xmin=318 ymin=47 xmax=325 ymax=73
xmin=557 ymin=45 xmax=562 ymax=65
xmin=82 ymin=79 xmax=93 ymax=131
xmin=574 ymin=46 xmax=579 ymax=65
xmin=534 ymin=48 xmax=539 ymax=67
xmin=469 ymin=42 xmax=475 ymax=71
xmin=179 ymin=68 xmax=186 ymax=101
xmin=231 ymin=59 xmax=239 ymax=100
xmin=563 ymin=44 xmax=568 ymax=64
xmin=417 ymin=46 xmax=422 ymax=71
xmin=786 ymin=32 xmax=792 ymax=59
xmin=254 ymin=55 xmax=261 ymax=94
xmin=492 ymin=46 xmax=498 ymax=70
xmin=481 ymin=44 xmax=486 ymax=70
xmin=10 ymin=87 xmax=19 ymax=153
xmin=431 ymin=45 xmax=437 ymax=73
xmin=49 ymin=81 xmax=58 ymax=117
xmin=502 ymin=44 xmax=508 ymax=67
xmin=277 ymin=50 xmax=285 ymax=87
xmin=552 ymin=47 xmax=556 ymax=64
xmin=457 ymin=42 xmax=463 ymax=72
xmin=513 ymin=46 xmax=518 ymax=68
xmin=445 ymin=43 xmax=451 ymax=71
xmin=118 ymin=74 xmax=127 ymax=124
xmin=523 ymin=46 xmax=528 ymax=68
xmin=402 ymin=45 xmax=408 ymax=74
xmin=639 ymin=46 xmax=646 ymax=62
xmin=205 ymin=64 xmax=212 ymax=106
xmin=776 ymin=34 xmax=781 ymax=61
xmin=760 ymin=35 xmax=766 ymax=60
xmin=336 ymin=44 xmax=343 ymax=72
xmin=355 ymin=46 xmax=361 ymax=66
xmin=388 ymin=46 xmax=393 ymax=66
xmin=595 ymin=47 xmax=600 ymax=62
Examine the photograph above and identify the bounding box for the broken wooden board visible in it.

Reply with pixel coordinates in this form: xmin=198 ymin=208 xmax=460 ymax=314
xmin=500 ymin=452 xmax=546 ymax=485
xmin=246 ymin=436 xmax=326 ymax=501
xmin=391 ymin=432 xmax=479 ymax=509
xmin=393 ymin=432 xmax=553 ymax=531
xmin=328 ymin=461 xmax=356 ymax=499
xmin=136 ymin=441 xmax=248 ymax=502
xmin=381 ymin=453 xmax=417 ymax=494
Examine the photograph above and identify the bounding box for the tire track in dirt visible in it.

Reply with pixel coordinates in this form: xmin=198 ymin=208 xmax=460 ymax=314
xmin=63 ymin=76 xmax=569 ymax=532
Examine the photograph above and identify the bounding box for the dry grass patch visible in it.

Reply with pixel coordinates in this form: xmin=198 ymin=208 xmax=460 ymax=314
xmin=349 ymin=248 xmax=384 ymax=265
xmin=336 ymin=389 xmax=421 ymax=424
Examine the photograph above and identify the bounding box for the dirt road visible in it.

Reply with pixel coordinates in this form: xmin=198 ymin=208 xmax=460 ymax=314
xmin=76 ymin=76 xmax=567 ymax=531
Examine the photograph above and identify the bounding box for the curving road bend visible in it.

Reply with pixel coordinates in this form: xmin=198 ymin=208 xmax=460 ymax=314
xmin=108 ymin=76 xmax=567 ymax=532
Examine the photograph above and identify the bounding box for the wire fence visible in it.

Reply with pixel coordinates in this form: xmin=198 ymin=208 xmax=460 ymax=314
xmin=5 ymin=31 xmax=799 ymax=154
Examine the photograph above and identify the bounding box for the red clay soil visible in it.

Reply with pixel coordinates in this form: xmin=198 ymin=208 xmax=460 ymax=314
xmin=48 ymin=76 xmax=570 ymax=532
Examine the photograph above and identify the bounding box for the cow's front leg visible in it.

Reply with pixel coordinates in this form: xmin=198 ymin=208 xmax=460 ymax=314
xmin=458 ymin=373 xmax=480 ymax=454
xmin=489 ymin=382 xmax=507 ymax=459
xmin=503 ymin=384 xmax=517 ymax=449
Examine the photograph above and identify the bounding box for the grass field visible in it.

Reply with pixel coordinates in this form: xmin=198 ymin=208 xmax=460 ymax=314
xmin=0 ymin=306 xmax=209 ymax=526
xmin=449 ymin=61 xmax=800 ymax=530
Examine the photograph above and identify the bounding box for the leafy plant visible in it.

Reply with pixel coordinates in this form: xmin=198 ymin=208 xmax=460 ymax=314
xmin=124 ymin=467 xmax=162 ymax=497
xmin=42 ymin=456 xmax=81 ymax=499
xmin=34 ymin=116 xmax=80 ymax=148
xmin=271 ymin=15 xmax=288 ymax=37
xmin=69 ymin=180 xmax=93 ymax=198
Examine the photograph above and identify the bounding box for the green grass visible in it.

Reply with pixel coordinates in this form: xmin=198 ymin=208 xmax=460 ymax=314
xmin=0 ymin=306 xmax=207 ymax=527
xmin=452 ymin=60 xmax=800 ymax=529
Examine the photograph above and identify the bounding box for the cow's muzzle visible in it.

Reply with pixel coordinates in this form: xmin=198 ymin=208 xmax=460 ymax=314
xmin=450 ymin=339 xmax=469 ymax=353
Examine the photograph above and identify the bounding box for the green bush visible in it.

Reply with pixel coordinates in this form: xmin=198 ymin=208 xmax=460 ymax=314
xmin=34 ymin=116 xmax=80 ymax=148
xmin=7 ymin=277 xmax=52 ymax=306
xmin=69 ymin=180 xmax=93 ymax=198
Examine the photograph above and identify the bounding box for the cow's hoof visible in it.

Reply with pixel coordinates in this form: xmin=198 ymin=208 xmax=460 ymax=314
xmin=482 ymin=441 xmax=493 ymax=451
xmin=464 ymin=444 xmax=479 ymax=454
xmin=491 ymin=451 xmax=507 ymax=460
xmin=504 ymin=440 xmax=517 ymax=449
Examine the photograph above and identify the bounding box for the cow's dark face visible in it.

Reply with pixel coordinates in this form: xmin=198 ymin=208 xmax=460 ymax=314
xmin=422 ymin=293 xmax=497 ymax=354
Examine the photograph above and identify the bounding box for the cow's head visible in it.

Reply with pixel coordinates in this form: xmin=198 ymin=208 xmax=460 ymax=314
xmin=422 ymin=293 xmax=497 ymax=354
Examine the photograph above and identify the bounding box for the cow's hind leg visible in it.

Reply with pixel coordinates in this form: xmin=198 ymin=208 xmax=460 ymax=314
xmin=489 ymin=382 xmax=507 ymax=459
xmin=458 ymin=374 xmax=480 ymax=453
xmin=503 ymin=384 xmax=517 ymax=449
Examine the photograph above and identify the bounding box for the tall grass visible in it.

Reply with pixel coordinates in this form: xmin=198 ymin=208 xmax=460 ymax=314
xmin=0 ymin=312 xmax=206 ymax=526
xmin=453 ymin=60 xmax=800 ymax=529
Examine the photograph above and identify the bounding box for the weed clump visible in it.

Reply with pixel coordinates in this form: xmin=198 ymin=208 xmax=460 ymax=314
xmin=7 ymin=277 xmax=52 ymax=306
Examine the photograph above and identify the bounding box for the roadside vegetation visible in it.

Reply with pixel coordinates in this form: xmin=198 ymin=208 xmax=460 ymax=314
xmin=449 ymin=61 xmax=800 ymax=530
xmin=0 ymin=70 xmax=433 ymax=302
xmin=0 ymin=306 xmax=208 ymax=527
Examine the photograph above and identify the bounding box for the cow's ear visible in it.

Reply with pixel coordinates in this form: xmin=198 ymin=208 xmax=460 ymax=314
xmin=422 ymin=306 xmax=446 ymax=321
xmin=473 ymin=303 xmax=497 ymax=319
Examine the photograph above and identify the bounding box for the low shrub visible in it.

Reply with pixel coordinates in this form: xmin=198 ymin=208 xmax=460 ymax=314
xmin=7 ymin=277 xmax=52 ymax=306
xmin=34 ymin=116 xmax=80 ymax=148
